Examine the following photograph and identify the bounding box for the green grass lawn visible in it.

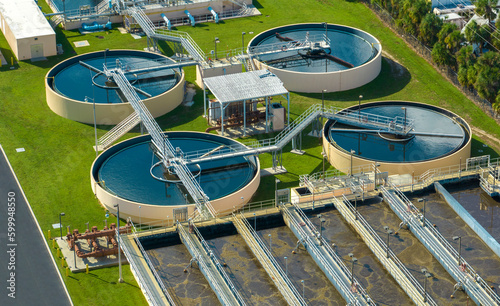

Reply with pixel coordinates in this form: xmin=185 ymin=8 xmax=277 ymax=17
xmin=0 ymin=0 xmax=499 ymax=305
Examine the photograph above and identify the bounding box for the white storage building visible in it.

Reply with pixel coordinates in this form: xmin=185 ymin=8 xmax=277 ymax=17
xmin=0 ymin=0 xmax=56 ymax=60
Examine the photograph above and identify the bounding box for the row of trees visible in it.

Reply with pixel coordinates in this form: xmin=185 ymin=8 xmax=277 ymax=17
xmin=372 ymin=0 xmax=500 ymax=111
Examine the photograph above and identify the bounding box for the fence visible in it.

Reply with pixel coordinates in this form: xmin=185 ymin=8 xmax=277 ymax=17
xmin=362 ymin=0 xmax=499 ymax=123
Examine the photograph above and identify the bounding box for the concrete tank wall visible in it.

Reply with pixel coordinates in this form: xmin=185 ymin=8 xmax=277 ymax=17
xmin=45 ymin=50 xmax=185 ymax=125
xmin=323 ymin=101 xmax=472 ymax=177
xmin=249 ymin=23 xmax=382 ymax=93
xmin=90 ymin=132 xmax=261 ymax=224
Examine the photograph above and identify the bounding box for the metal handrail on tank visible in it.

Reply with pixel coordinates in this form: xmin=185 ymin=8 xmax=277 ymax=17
xmin=176 ymin=222 xmax=242 ymax=305
xmin=249 ymin=34 xmax=329 ymax=56
xmin=289 ymin=202 xmax=375 ymax=305
xmin=382 ymin=185 xmax=500 ymax=305
xmin=116 ymin=228 xmax=176 ymax=306
xmin=190 ymin=222 xmax=247 ymax=305
xmin=106 ymin=65 xmax=216 ymax=219
xmin=338 ymin=195 xmax=436 ymax=306
xmin=232 ymin=212 xmax=307 ymax=305
xmin=184 ymin=104 xmax=414 ymax=164
xmin=280 ymin=203 xmax=371 ymax=305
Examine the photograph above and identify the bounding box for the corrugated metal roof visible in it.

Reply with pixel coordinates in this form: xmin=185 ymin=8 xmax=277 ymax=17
xmin=203 ymin=70 xmax=288 ymax=103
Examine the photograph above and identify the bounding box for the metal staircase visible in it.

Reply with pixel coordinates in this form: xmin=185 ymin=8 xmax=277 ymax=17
xmin=96 ymin=0 xmax=111 ymax=14
xmin=105 ymin=64 xmax=216 ymax=219
xmin=129 ymin=7 xmax=206 ymax=64
xmin=97 ymin=112 xmax=141 ymax=151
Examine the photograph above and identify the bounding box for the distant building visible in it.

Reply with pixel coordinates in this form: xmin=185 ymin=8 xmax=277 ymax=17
xmin=439 ymin=13 xmax=467 ymax=29
xmin=0 ymin=0 xmax=56 ymax=60
xmin=431 ymin=0 xmax=473 ymax=9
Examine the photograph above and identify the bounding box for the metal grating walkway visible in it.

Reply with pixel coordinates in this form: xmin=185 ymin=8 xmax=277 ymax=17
xmin=185 ymin=104 xmax=415 ymax=165
xmin=381 ymin=185 xmax=500 ymax=306
xmin=177 ymin=222 xmax=246 ymax=305
xmin=105 ymin=65 xmax=216 ymax=219
xmin=232 ymin=213 xmax=306 ymax=306
xmin=280 ymin=203 xmax=376 ymax=305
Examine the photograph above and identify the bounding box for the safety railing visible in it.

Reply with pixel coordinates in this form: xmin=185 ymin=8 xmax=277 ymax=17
xmin=336 ymin=196 xmax=436 ymax=306
xmin=280 ymin=204 xmax=373 ymax=305
xmin=117 ymin=228 xmax=176 ymax=305
xmin=107 ymin=66 xmax=216 ymax=219
xmin=382 ymin=185 xmax=500 ymax=305
xmin=177 ymin=222 xmax=245 ymax=305
xmin=232 ymin=213 xmax=306 ymax=305
xmin=290 ymin=202 xmax=375 ymax=304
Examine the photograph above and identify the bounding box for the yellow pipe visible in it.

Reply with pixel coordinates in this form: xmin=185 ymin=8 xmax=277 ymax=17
xmin=86 ymin=264 xmax=89 ymax=274
xmin=48 ymin=229 xmax=51 ymax=240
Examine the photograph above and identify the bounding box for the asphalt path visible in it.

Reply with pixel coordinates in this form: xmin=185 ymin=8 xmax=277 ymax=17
xmin=0 ymin=145 xmax=72 ymax=306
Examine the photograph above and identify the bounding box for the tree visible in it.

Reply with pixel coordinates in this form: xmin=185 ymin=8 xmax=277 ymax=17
xmin=464 ymin=20 xmax=482 ymax=49
xmin=474 ymin=0 xmax=497 ymax=24
xmin=474 ymin=52 xmax=500 ymax=103
xmin=397 ymin=0 xmax=429 ymax=35
xmin=437 ymin=23 xmax=457 ymax=43
xmin=419 ymin=13 xmax=443 ymax=46
xmin=456 ymin=45 xmax=476 ymax=68
xmin=432 ymin=42 xmax=454 ymax=66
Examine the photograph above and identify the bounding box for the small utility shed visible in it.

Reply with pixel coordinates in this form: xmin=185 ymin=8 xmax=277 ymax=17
xmin=203 ymin=69 xmax=290 ymax=136
xmin=0 ymin=0 xmax=56 ymax=60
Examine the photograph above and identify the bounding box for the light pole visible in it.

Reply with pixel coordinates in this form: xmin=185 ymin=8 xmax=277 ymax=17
xmin=114 ymin=204 xmax=124 ymax=283
xmin=401 ymin=107 xmax=407 ymax=132
xmin=321 ymin=89 xmax=327 ymax=130
xmin=348 ymin=253 xmax=358 ymax=286
xmin=104 ymin=48 xmax=109 ymax=66
xmin=284 ymin=256 xmax=288 ymax=276
xmin=358 ymin=95 xmax=363 ymax=122
xmin=139 ymin=205 xmax=141 ymax=226
xmin=421 ymin=268 xmax=432 ymax=302
xmin=354 ymin=195 xmax=359 ymax=220
xmin=87 ymin=96 xmax=98 ymax=158
xmin=350 ymin=149 xmax=355 ymax=176
xmin=59 ymin=212 xmax=65 ymax=239
xmin=321 ymin=151 xmax=327 ymax=180
xmin=453 ymin=236 xmax=462 ymax=265
xmin=418 ymin=198 xmax=426 ymax=227
xmin=322 ymin=22 xmax=328 ymax=72
xmin=242 ymin=32 xmax=246 ymax=53
xmin=275 ymin=178 xmax=280 ymax=207
xmin=318 ymin=214 xmax=326 ymax=245
xmin=301 ymin=280 xmax=305 ymax=299
xmin=214 ymin=37 xmax=219 ymax=60
xmin=253 ymin=212 xmax=256 ymax=231
xmin=268 ymin=234 xmax=272 ymax=252
xmin=384 ymin=226 xmax=393 ymax=258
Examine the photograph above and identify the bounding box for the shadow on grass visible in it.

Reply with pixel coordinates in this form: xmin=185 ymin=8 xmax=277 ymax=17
xmin=294 ymin=55 xmax=411 ymax=102
xmin=471 ymin=137 xmax=499 ymax=158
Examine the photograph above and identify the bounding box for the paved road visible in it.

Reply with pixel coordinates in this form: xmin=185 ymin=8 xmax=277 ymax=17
xmin=0 ymin=145 xmax=72 ymax=306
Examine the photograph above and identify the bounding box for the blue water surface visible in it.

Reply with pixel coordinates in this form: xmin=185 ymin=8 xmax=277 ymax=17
xmin=53 ymin=55 xmax=179 ymax=103
xmin=329 ymin=105 xmax=466 ymax=162
xmin=98 ymin=138 xmax=256 ymax=206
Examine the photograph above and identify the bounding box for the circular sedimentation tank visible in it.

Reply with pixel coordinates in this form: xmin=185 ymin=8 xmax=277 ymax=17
xmin=323 ymin=101 xmax=471 ymax=176
xmin=46 ymin=50 xmax=185 ymax=125
xmin=248 ymin=23 xmax=382 ymax=93
xmin=91 ymin=131 xmax=260 ymax=223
